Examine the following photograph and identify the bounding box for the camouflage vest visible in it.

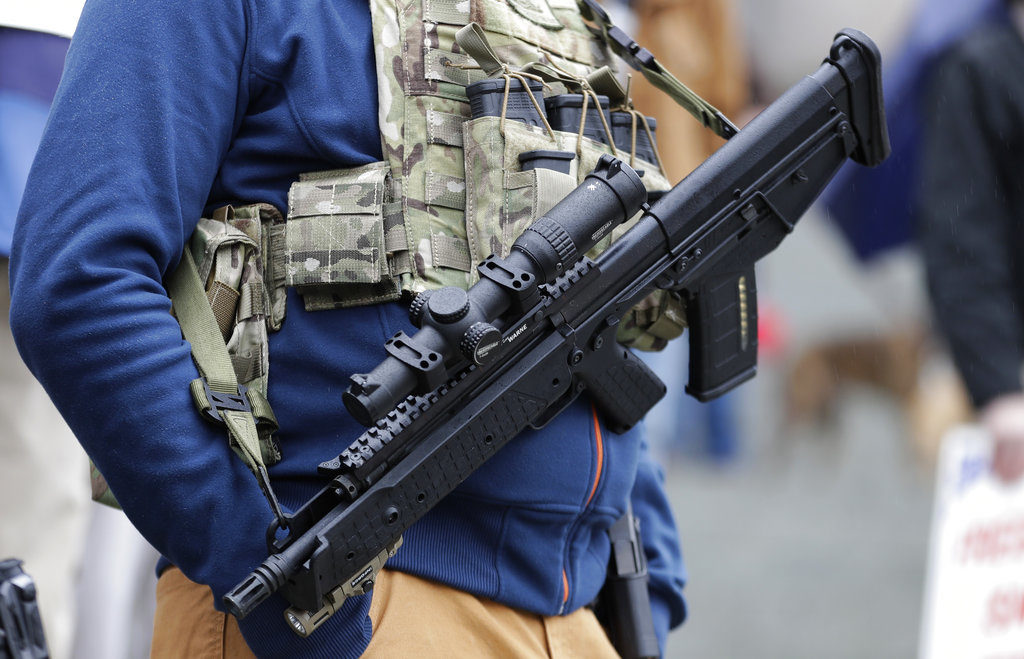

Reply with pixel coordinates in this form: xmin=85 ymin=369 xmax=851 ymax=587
xmin=92 ymin=0 xmax=690 ymax=507
xmin=281 ymin=0 xmax=674 ymax=313
xmin=92 ymin=203 xmax=288 ymax=507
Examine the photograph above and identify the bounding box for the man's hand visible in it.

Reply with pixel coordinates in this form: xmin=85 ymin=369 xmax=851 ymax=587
xmin=983 ymin=393 xmax=1024 ymax=482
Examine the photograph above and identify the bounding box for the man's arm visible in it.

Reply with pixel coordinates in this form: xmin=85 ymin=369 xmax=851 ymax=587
xmin=919 ymin=44 xmax=1024 ymax=482
xmin=8 ymin=1 xmax=373 ymax=655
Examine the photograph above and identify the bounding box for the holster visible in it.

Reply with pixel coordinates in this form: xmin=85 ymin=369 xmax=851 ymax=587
xmin=597 ymin=505 xmax=660 ymax=659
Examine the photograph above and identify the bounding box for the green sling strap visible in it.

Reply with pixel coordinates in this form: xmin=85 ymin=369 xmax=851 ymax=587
xmin=454 ymin=23 xmax=505 ymax=77
xmin=576 ymin=0 xmax=739 ymax=141
xmin=166 ymin=248 xmax=288 ymax=527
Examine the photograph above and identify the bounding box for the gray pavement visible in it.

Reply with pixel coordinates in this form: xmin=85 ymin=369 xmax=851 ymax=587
xmin=656 ymin=209 xmax=937 ymax=657
xmin=662 ymin=389 xmax=933 ymax=658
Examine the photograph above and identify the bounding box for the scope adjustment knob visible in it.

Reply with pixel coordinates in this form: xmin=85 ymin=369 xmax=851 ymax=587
xmin=427 ymin=287 xmax=471 ymax=324
xmin=408 ymin=291 xmax=432 ymax=328
xmin=461 ymin=322 xmax=502 ymax=365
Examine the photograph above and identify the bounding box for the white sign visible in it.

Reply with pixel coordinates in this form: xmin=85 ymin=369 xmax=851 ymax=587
xmin=920 ymin=426 xmax=1024 ymax=659
xmin=0 ymin=1 xmax=86 ymax=39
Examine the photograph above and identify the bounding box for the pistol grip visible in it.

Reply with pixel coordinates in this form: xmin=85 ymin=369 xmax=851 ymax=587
xmin=582 ymin=345 xmax=666 ymax=434
xmin=685 ymin=267 xmax=758 ymax=401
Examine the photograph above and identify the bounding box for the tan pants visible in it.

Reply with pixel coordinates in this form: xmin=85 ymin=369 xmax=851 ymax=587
xmin=151 ymin=567 xmax=620 ymax=658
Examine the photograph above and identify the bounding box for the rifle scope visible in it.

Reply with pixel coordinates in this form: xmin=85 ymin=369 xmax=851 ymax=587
xmin=342 ymin=155 xmax=647 ymax=426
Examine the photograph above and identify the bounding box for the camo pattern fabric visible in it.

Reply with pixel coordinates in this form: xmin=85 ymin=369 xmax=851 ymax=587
xmin=90 ymin=461 xmax=119 ymax=508
xmin=195 ymin=205 xmax=284 ymax=461
xmin=285 ymin=163 xmax=406 ymax=311
xmin=366 ymin=0 xmax=614 ymax=297
xmin=617 ymin=289 xmax=687 ymax=351
xmin=90 ymin=203 xmax=286 ymax=508
xmin=343 ymin=0 xmax=683 ymax=345
xmin=191 ymin=205 xmax=280 ymax=405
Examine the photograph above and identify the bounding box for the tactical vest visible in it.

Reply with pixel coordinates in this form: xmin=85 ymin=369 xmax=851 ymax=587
xmin=93 ymin=0 xmax=727 ymax=507
xmin=281 ymin=0 xmax=675 ymax=314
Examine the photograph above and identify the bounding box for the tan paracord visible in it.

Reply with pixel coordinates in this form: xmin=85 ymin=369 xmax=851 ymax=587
xmin=543 ymin=57 xmax=619 ymax=160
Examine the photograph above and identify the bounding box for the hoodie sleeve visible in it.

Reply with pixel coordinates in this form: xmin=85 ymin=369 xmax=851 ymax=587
xmin=8 ymin=1 xmax=372 ymax=655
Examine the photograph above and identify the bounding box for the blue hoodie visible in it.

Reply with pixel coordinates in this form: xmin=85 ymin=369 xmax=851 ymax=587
xmin=8 ymin=0 xmax=686 ymax=656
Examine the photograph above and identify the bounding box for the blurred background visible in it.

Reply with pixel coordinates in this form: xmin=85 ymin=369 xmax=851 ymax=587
xmin=635 ymin=0 xmax=979 ymax=657
xmin=0 ymin=0 xmax=1006 ymax=657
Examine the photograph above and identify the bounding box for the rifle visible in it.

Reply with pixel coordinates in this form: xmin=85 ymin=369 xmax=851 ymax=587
xmin=0 ymin=560 xmax=49 ymax=659
xmin=224 ymin=28 xmax=890 ymax=645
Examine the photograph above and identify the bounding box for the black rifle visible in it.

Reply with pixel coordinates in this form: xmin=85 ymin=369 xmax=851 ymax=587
xmin=224 ymin=28 xmax=890 ymax=646
xmin=0 ymin=560 xmax=49 ymax=659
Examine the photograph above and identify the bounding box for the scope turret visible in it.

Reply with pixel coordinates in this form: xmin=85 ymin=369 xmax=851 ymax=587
xmin=342 ymin=155 xmax=647 ymax=426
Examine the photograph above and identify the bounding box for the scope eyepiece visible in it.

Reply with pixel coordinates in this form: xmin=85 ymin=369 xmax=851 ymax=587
xmin=511 ymin=155 xmax=646 ymax=282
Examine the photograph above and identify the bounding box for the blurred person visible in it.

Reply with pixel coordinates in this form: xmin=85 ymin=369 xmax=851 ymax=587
xmin=824 ymin=0 xmax=1006 ymax=262
xmin=916 ymin=0 xmax=1024 ymax=481
xmin=808 ymin=0 xmax=1009 ymax=466
xmin=7 ymin=0 xmax=688 ymax=657
xmin=0 ymin=8 xmax=88 ymax=658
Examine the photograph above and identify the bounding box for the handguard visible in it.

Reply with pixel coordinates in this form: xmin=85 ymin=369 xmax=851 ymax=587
xmin=223 ymin=29 xmax=891 ymax=649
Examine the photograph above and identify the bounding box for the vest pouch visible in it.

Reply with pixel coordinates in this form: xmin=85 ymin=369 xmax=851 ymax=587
xmin=90 ymin=203 xmax=286 ymax=508
xmin=285 ymin=162 xmax=403 ymax=310
xmin=189 ymin=204 xmax=285 ymax=412
xmin=463 ymin=116 xmax=578 ymax=268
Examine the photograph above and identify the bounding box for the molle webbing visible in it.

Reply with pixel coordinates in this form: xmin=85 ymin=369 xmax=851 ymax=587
xmin=365 ymin=0 xmax=617 ymax=298
xmin=284 ymin=0 xmax=722 ymax=319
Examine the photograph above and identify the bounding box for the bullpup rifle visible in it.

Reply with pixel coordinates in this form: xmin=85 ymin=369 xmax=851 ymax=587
xmin=224 ymin=28 xmax=891 ymax=640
